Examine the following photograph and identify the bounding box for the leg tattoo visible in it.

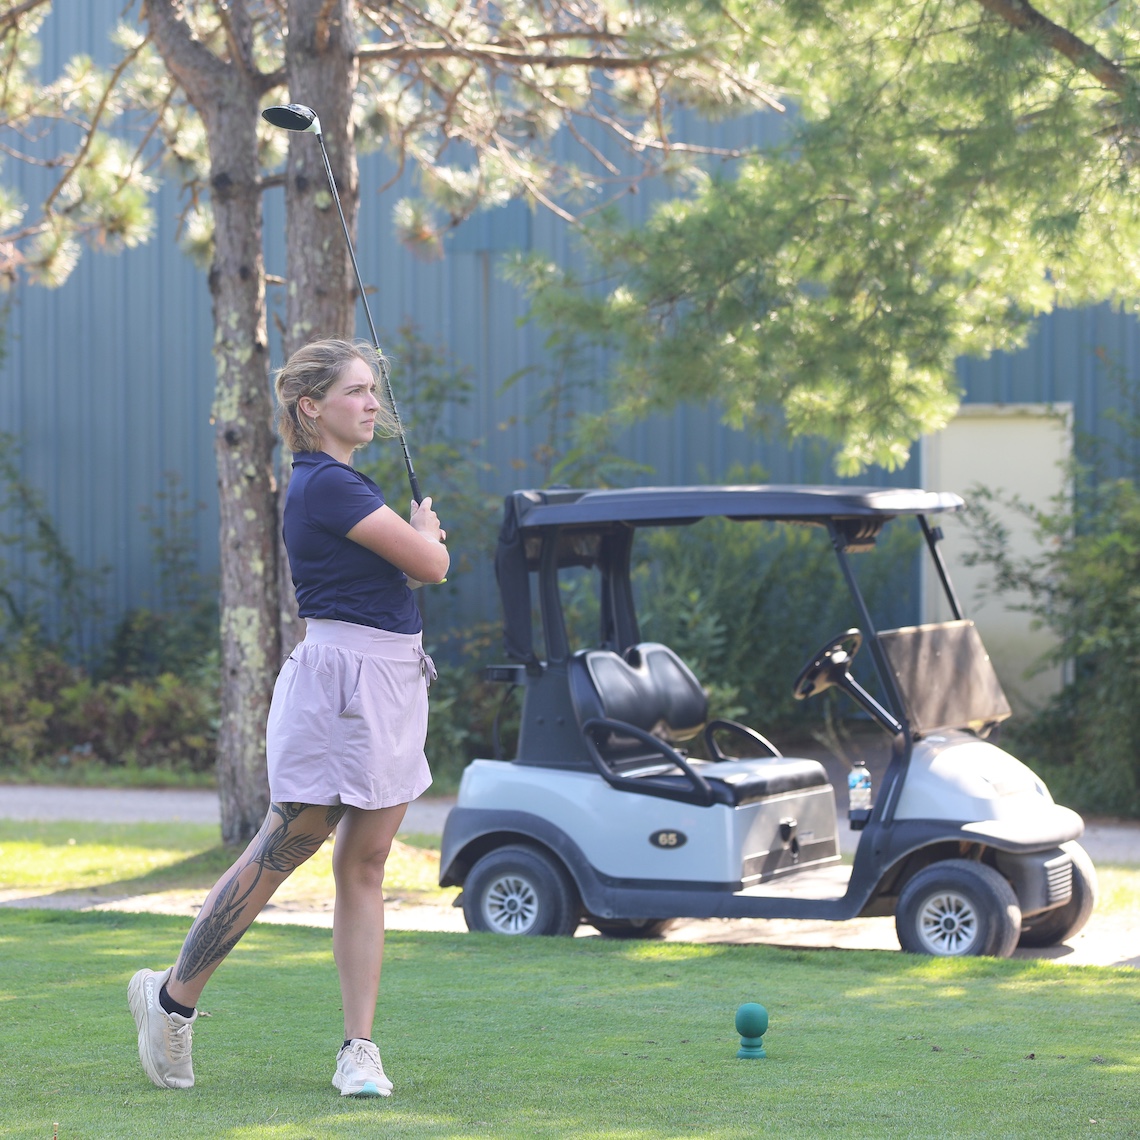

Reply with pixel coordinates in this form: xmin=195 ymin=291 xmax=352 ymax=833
xmin=175 ymin=803 xmax=334 ymax=986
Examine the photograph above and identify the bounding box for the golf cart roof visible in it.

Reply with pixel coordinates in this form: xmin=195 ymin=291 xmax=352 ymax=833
xmin=495 ymin=484 xmax=967 ymax=669
xmin=505 ymin=485 xmax=964 ymax=530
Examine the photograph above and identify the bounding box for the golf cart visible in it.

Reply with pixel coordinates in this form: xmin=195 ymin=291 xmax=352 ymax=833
xmin=439 ymin=486 xmax=1096 ymax=957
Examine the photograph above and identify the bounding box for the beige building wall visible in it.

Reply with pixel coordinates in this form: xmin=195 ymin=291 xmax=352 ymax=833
xmin=920 ymin=403 xmax=1072 ymax=713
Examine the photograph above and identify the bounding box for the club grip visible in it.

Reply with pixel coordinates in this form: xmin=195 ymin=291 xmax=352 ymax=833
xmin=408 ymin=468 xmax=423 ymax=505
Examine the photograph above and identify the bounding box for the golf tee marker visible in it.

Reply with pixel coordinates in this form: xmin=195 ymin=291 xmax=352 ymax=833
xmin=736 ymin=1002 xmax=768 ymax=1059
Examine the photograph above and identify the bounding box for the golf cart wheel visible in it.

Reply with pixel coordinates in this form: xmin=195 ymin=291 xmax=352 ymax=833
xmin=587 ymin=917 xmax=677 ymax=940
xmin=896 ymin=860 xmax=1021 ymax=958
xmin=1018 ymin=842 xmax=1098 ymax=948
xmin=462 ymin=845 xmax=579 ymax=937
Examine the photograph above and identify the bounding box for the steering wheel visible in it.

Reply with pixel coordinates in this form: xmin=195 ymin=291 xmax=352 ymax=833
xmin=792 ymin=629 xmax=863 ymax=701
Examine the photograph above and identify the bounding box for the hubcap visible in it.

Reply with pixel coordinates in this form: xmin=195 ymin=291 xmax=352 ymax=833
xmin=482 ymin=873 xmax=540 ymax=934
xmin=916 ymin=890 xmax=980 ymax=955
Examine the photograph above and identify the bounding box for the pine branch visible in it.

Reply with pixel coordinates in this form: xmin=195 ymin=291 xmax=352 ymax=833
xmin=973 ymin=0 xmax=1139 ymax=99
xmin=358 ymin=40 xmax=696 ymax=70
xmin=42 ymin=38 xmax=147 ymax=214
xmin=0 ymin=0 xmax=49 ymax=31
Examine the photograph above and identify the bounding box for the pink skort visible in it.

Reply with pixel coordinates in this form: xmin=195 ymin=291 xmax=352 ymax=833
xmin=266 ymin=618 xmax=435 ymax=810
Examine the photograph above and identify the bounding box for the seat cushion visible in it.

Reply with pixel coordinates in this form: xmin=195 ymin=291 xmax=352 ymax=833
xmin=698 ymin=757 xmax=829 ymax=807
xmin=609 ymin=756 xmax=829 ymax=808
xmin=570 ymin=644 xmax=707 ymax=742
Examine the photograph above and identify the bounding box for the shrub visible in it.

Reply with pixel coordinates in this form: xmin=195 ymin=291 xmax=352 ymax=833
xmin=0 ymin=450 xmax=220 ymax=782
xmin=0 ymin=633 xmax=76 ymax=765
xmin=57 ymin=664 xmax=219 ymax=773
xmin=0 ymin=630 xmax=220 ymax=778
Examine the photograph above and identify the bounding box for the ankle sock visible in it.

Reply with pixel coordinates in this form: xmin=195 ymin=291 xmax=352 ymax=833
xmin=159 ymin=983 xmax=195 ymax=1019
xmin=342 ymin=1038 xmax=372 ymax=1050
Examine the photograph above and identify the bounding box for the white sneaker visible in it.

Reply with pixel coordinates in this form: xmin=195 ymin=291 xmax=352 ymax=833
xmin=127 ymin=967 xmax=196 ymax=1089
xmin=332 ymin=1038 xmax=393 ymax=1097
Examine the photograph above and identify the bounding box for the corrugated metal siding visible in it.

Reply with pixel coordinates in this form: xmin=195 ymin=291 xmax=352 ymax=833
xmin=2 ymin=2 xmax=1136 ymax=649
xmin=1 ymin=1 xmax=217 ymax=652
xmin=957 ymin=305 xmax=1140 ymax=476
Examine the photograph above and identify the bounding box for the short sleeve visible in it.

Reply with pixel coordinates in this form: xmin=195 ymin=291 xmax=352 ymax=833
xmin=304 ymin=463 xmax=384 ymax=536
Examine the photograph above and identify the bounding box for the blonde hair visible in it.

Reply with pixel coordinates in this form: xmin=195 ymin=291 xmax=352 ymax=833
xmin=274 ymin=338 xmax=399 ymax=453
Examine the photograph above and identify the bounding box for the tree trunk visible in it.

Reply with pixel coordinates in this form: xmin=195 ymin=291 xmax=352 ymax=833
xmin=147 ymin=1 xmax=280 ymax=844
xmin=207 ymin=105 xmax=279 ymax=845
xmin=277 ymin=0 xmax=362 ymax=657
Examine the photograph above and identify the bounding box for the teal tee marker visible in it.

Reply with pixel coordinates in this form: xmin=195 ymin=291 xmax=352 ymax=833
xmin=735 ymin=1002 xmax=768 ymax=1059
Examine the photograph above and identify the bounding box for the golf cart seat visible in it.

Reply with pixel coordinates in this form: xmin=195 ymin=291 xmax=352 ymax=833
xmin=570 ymin=643 xmax=829 ymax=807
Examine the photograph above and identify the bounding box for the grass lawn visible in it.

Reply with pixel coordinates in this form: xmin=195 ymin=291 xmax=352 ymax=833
xmin=0 ymin=911 xmax=1137 ymax=1139
xmin=0 ymin=823 xmax=1138 ymax=1138
xmin=0 ymin=820 xmax=452 ymax=908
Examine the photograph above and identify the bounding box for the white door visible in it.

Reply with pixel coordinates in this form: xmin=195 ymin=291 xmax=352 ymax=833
xmin=921 ymin=403 xmax=1072 ymax=712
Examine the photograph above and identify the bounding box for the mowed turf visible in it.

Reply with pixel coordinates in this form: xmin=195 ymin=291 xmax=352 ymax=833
xmin=0 ymin=819 xmax=451 ymax=906
xmin=0 ymin=909 xmax=1137 ymax=1140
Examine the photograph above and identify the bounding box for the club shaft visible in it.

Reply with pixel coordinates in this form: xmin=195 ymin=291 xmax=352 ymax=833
xmin=315 ymin=134 xmax=422 ymax=504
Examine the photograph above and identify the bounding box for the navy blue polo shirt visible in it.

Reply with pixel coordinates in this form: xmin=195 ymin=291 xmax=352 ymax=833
xmin=283 ymin=451 xmax=422 ymax=634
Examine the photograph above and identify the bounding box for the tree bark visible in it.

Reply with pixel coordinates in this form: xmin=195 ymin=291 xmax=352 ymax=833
xmin=147 ymin=0 xmax=280 ymax=844
xmin=277 ymin=0 xmax=362 ymax=658
xmin=973 ymin=0 xmax=1137 ymax=100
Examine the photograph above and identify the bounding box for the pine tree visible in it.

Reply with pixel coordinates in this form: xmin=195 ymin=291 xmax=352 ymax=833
xmin=514 ymin=0 xmax=1140 ymax=473
xmin=0 ymin=0 xmax=775 ymax=839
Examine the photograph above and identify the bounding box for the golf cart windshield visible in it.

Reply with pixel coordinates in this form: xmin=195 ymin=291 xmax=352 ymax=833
xmin=877 ymin=619 xmax=1011 ymax=735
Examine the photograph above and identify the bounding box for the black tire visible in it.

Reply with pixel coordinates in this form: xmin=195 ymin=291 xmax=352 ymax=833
xmin=1018 ymin=842 xmax=1098 ymax=948
xmin=896 ymin=859 xmax=1021 ymax=958
xmin=587 ymin=917 xmax=677 ymax=940
xmin=462 ymin=845 xmax=579 ymax=937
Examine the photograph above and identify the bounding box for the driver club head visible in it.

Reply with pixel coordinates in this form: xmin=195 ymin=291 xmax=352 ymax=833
xmin=261 ymin=103 xmax=322 ymax=135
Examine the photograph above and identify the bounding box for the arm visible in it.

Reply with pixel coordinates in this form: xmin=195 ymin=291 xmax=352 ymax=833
xmin=345 ymin=496 xmax=450 ymax=585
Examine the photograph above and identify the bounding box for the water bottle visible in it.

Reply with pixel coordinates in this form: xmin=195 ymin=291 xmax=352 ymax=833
xmin=848 ymin=763 xmax=872 ymax=822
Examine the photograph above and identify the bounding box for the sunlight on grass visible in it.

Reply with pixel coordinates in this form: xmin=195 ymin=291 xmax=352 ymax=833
xmin=283 ymin=831 xmax=451 ymax=906
xmin=0 ymin=818 xmax=453 ymax=905
xmin=1099 ymin=865 xmax=1140 ymax=913
xmin=0 ymin=820 xmax=219 ymax=889
xmin=1 ymin=911 xmax=1136 ymax=1140
xmin=618 ymin=941 xmax=729 ymax=963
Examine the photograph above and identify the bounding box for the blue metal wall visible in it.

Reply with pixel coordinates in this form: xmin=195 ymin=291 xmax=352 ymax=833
xmin=0 ymin=1 xmax=217 ymax=651
xmin=2 ymin=2 xmax=1136 ymax=650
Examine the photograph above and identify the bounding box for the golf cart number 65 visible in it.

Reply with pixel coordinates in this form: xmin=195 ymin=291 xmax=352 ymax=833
xmin=650 ymin=830 xmax=687 ymax=848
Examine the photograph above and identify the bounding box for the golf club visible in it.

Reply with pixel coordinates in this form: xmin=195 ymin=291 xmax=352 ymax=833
xmin=261 ymin=103 xmax=422 ymax=504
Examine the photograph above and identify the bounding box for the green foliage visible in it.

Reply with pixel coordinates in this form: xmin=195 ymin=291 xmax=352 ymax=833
xmin=634 ymin=504 xmax=923 ymax=732
xmin=357 ymin=321 xmax=501 ymax=579
xmin=513 ymin=0 xmax=1140 ymax=473
xmin=498 ymin=334 xmax=652 ymax=489
xmin=0 ymin=456 xmax=218 ymax=781
xmin=0 ymin=433 xmax=106 ymax=655
xmin=422 ymin=624 xmax=519 ymax=791
xmin=0 ymin=10 xmax=160 ymax=289
xmin=0 ymin=0 xmax=778 ymax=283
xmin=967 ymin=473 xmax=1140 ymax=817
xmin=0 ymin=631 xmax=217 ymax=776
xmin=0 ymin=631 xmax=74 ymax=766
xmin=97 ymin=473 xmax=218 ymax=683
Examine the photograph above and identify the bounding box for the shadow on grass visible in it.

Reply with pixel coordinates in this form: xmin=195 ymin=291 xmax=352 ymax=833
xmin=3 ymin=843 xmax=239 ymax=910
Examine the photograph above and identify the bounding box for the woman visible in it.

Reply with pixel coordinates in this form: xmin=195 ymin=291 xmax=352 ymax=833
xmin=128 ymin=338 xmax=449 ymax=1098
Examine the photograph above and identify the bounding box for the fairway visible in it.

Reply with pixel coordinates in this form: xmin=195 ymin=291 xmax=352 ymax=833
xmin=0 ymin=909 xmax=1137 ymax=1140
